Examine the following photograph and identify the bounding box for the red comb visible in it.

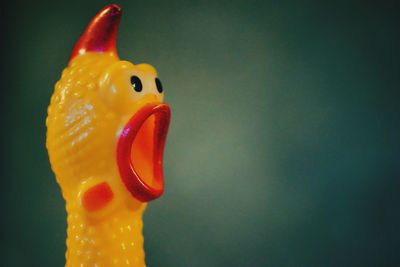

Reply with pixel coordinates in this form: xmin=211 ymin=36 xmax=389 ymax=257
xmin=70 ymin=4 xmax=122 ymax=60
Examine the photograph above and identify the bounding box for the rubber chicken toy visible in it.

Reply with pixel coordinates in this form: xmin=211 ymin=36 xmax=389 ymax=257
xmin=46 ymin=4 xmax=171 ymax=267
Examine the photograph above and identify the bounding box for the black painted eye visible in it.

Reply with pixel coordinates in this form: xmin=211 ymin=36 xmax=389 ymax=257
xmin=155 ymin=78 xmax=163 ymax=93
xmin=130 ymin=76 xmax=142 ymax=92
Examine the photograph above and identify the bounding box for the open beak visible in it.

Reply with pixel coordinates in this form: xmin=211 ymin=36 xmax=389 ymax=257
xmin=117 ymin=103 xmax=171 ymax=202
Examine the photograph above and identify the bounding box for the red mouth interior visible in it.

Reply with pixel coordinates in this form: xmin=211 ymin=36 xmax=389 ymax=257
xmin=130 ymin=114 xmax=162 ymax=191
xmin=117 ymin=103 xmax=170 ymax=202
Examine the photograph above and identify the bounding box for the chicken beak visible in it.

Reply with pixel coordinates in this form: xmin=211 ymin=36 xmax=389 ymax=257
xmin=117 ymin=103 xmax=171 ymax=202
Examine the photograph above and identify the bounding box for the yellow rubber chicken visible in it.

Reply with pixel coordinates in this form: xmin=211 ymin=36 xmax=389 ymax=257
xmin=46 ymin=4 xmax=171 ymax=267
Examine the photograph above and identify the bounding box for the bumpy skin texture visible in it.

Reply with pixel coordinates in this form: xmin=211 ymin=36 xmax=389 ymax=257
xmin=47 ymin=53 xmax=145 ymax=266
xmin=46 ymin=5 xmax=170 ymax=266
xmin=47 ymin=54 xmax=119 ymax=192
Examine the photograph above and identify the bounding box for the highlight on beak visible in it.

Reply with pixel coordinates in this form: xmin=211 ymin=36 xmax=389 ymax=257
xmin=70 ymin=4 xmax=122 ymax=60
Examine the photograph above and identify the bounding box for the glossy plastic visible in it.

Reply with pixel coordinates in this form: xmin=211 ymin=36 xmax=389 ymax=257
xmin=117 ymin=103 xmax=171 ymax=202
xmin=70 ymin=4 xmax=121 ymax=59
xmin=46 ymin=4 xmax=170 ymax=267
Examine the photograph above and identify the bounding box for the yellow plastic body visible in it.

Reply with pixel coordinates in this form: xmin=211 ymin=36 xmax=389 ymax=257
xmin=46 ymin=52 xmax=164 ymax=267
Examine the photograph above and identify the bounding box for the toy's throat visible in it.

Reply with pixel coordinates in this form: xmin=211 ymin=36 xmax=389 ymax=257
xmin=65 ymin=206 xmax=146 ymax=267
xmin=117 ymin=103 xmax=171 ymax=202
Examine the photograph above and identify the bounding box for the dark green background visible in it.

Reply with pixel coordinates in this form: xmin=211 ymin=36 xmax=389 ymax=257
xmin=1 ymin=1 xmax=399 ymax=266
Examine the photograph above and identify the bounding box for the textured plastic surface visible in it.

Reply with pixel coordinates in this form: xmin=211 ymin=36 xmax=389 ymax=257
xmin=46 ymin=4 xmax=170 ymax=267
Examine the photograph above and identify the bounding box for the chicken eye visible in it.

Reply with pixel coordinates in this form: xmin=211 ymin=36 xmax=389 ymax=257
xmin=130 ymin=76 xmax=142 ymax=92
xmin=155 ymin=78 xmax=163 ymax=93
